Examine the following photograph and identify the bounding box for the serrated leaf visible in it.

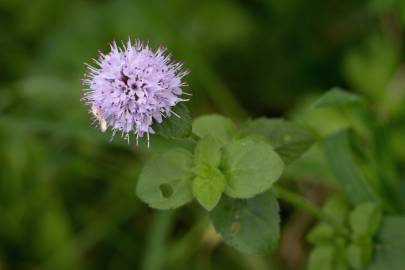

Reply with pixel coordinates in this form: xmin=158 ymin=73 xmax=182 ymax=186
xmin=350 ymin=202 xmax=382 ymax=238
xmin=221 ymin=137 xmax=284 ymax=198
xmin=367 ymin=216 xmax=405 ymax=270
xmin=311 ymin=87 xmax=363 ymax=109
xmin=192 ymin=164 xmax=225 ymax=211
xmin=194 ymin=135 xmax=222 ymax=168
xmin=210 ymin=190 xmax=280 ymax=254
xmin=136 ymin=148 xmax=194 ymax=209
xmin=245 ymin=118 xmax=314 ymax=164
xmin=153 ymin=103 xmax=192 ymax=139
xmin=324 ymin=130 xmax=373 ymax=205
xmin=192 ymin=114 xmax=236 ymax=145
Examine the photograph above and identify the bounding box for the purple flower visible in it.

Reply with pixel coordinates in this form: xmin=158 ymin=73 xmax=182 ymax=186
xmin=81 ymin=38 xmax=189 ymax=145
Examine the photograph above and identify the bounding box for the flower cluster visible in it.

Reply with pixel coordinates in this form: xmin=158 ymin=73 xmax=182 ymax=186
xmin=81 ymin=38 xmax=189 ymax=144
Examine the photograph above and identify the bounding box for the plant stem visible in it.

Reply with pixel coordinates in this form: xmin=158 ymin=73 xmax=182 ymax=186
xmin=141 ymin=211 xmax=175 ymax=270
xmin=275 ymin=186 xmax=350 ymax=238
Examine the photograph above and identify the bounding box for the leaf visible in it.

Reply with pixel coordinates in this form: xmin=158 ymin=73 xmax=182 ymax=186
xmin=194 ymin=135 xmax=222 ymax=168
xmin=244 ymin=118 xmax=314 ymax=164
xmin=192 ymin=164 xmax=225 ymax=211
xmin=347 ymin=238 xmax=373 ymax=270
xmin=221 ymin=137 xmax=284 ymax=199
xmin=307 ymin=245 xmax=335 ymax=270
xmin=324 ymin=130 xmax=373 ymax=205
xmin=136 ymin=148 xmax=194 ymax=210
xmin=210 ymin=190 xmax=280 ymax=254
xmin=192 ymin=114 xmax=236 ymax=145
xmin=322 ymin=194 xmax=350 ymax=225
xmin=367 ymin=216 xmax=405 ymax=270
xmin=153 ymin=103 xmax=192 ymax=139
xmin=349 ymin=202 xmax=382 ymax=238
xmin=307 ymin=223 xmax=335 ymax=245
xmin=307 ymin=194 xmax=349 ymax=245
xmin=343 ymin=35 xmax=400 ymax=101
xmin=311 ymin=87 xmax=363 ymax=109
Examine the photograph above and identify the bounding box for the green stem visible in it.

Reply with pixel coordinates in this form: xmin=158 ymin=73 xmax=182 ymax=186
xmin=141 ymin=211 xmax=175 ymax=270
xmin=275 ymin=186 xmax=350 ymax=238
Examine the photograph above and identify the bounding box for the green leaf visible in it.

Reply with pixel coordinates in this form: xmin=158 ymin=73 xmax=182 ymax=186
xmin=136 ymin=148 xmax=194 ymax=210
xmin=194 ymin=135 xmax=222 ymax=168
xmin=367 ymin=216 xmax=405 ymax=270
xmin=221 ymin=137 xmax=284 ymax=198
xmin=192 ymin=114 xmax=236 ymax=145
xmin=349 ymin=202 xmax=382 ymax=238
xmin=192 ymin=164 xmax=225 ymax=211
xmin=343 ymin=35 xmax=400 ymax=101
xmin=308 ymin=245 xmax=335 ymax=270
xmin=307 ymin=223 xmax=335 ymax=245
xmin=244 ymin=118 xmax=314 ymax=164
xmin=322 ymin=194 xmax=350 ymax=225
xmin=153 ymin=103 xmax=192 ymax=139
xmin=324 ymin=130 xmax=373 ymax=205
xmin=347 ymin=238 xmax=373 ymax=270
xmin=311 ymin=87 xmax=363 ymax=109
xmin=308 ymin=239 xmax=349 ymax=270
xmin=210 ymin=190 xmax=280 ymax=254
xmin=307 ymin=194 xmax=349 ymax=245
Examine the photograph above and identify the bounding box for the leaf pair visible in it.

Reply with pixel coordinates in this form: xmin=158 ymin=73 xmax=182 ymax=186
xmin=307 ymin=195 xmax=383 ymax=270
xmin=137 ymin=113 xmax=315 ymax=254
xmin=192 ymin=135 xmax=225 ymax=211
xmin=137 ymin=115 xmax=285 ymax=211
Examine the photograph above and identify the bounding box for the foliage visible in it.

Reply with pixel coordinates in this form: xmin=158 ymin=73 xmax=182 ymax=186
xmin=2 ymin=0 xmax=405 ymax=270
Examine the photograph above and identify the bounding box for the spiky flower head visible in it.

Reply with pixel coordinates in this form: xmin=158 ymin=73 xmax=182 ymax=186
xmin=81 ymin=38 xmax=189 ymax=144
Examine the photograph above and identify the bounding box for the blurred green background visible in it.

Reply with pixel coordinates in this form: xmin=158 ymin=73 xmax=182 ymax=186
xmin=1 ymin=0 xmax=405 ymax=269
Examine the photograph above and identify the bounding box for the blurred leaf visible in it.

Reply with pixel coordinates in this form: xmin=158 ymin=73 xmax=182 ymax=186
xmin=307 ymin=223 xmax=335 ymax=245
xmin=192 ymin=164 xmax=225 ymax=211
xmin=308 ymin=194 xmax=349 ymax=245
xmin=308 ymin=245 xmax=335 ymax=270
xmin=153 ymin=103 xmax=192 ymax=139
xmin=311 ymin=87 xmax=363 ymax=109
xmin=211 ymin=190 xmax=280 ymax=254
xmin=136 ymin=148 xmax=194 ymax=209
xmin=193 ymin=135 xmax=222 ymax=168
xmin=324 ymin=130 xmax=374 ymax=205
xmin=244 ymin=118 xmax=314 ymax=164
xmin=367 ymin=216 xmax=405 ymax=270
xmin=283 ymin=145 xmax=335 ymax=183
xmin=308 ymin=241 xmax=349 ymax=270
xmin=349 ymin=202 xmax=382 ymax=238
xmin=347 ymin=238 xmax=373 ymax=270
xmin=293 ymin=105 xmax=354 ymax=137
xmin=343 ymin=34 xmax=400 ymax=101
xmin=323 ymin=194 xmax=350 ymax=225
xmin=192 ymin=114 xmax=236 ymax=145
xmin=221 ymin=137 xmax=284 ymax=199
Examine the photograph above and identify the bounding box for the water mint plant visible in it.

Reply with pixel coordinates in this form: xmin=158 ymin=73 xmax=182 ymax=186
xmin=80 ymin=41 xmax=405 ymax=270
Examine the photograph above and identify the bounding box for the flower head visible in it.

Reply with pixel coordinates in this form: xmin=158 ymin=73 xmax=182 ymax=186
xmin=81 ymin=38 xmax=189 ymax=144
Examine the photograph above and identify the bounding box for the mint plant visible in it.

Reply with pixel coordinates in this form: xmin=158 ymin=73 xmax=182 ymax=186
xmin=82 ymin=39 xmax=405 ymax=270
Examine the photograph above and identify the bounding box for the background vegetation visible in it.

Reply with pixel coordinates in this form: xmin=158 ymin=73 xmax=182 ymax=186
xmin=1 ymin=0 xmax=405 ymax=269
